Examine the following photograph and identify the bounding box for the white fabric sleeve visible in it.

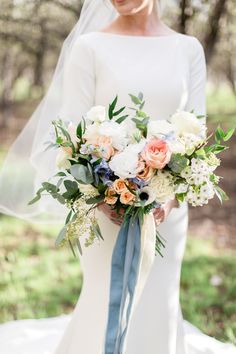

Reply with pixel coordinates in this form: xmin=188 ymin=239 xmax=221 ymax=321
xmin=185 ymin=37 xmax=207 ymax=119
xmin=59 ymin=36 xmax=95 ymax=123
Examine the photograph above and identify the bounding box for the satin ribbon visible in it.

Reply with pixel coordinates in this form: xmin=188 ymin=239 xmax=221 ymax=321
xmin=104 ymin=213 xmax=156 ymax=354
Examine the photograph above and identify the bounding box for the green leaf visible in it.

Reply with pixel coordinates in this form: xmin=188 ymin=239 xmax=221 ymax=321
xmin=70 ymin=164 xmax=94 ymax=184
xmin=214 ymin=185 xmax=229 ymax=204
xmin=138 ymin=92 xmax=144 ymax=101
xmin=28 ymin=194 xmax=41 ymax=205
xmin=86 ymin=194 xmax=104 ymax=205
xmin=55 ymin=226 xmax=67 ymax=247
xmin=64 ymin=180 xmax=78 ymax=191
xmin=76 ymin=118 xmax=86 ymax=139
xmin=108 ymin=95 xmax=118 ymax=119
xmin=129 ymin=94 xmax=142 ymax=106
xmin=54 ymin=171 xmax=67 ymax=177
xmin=113 ymin=106 xmax=126 ymax=116
xmin=215 ymin=126 xmax=224 ymax=143
xmin=176 ymin=193 xmax=186 ymax=203
xmin=65 ymin=210 xmax=73 ymax=225
xmin=223 ymin=127 xmax=235 ymax=142
xmin=42 ymin=182 xmax=58 ymax=193
xmin=116 ymin=115 xmax=129 ymax=124
xmin=76 ymin=238 xmax=83 ymax=256
xmin=136 ymin=110 xmax=147 ymax=118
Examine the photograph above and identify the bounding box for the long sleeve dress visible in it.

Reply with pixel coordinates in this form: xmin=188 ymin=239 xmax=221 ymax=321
xmin=0 ymin=31 xmax=235 ymax=354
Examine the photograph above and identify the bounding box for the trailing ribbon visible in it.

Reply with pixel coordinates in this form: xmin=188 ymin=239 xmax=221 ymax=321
xmin=104 ymin=213 xmax=156 ymax=354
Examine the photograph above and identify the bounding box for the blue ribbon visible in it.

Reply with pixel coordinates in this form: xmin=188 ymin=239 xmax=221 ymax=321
xmin=104 ymin=216 xmax=142 ymax=354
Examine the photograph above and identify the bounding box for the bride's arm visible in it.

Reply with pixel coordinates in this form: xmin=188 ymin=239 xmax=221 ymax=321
xmin=59 ymin=36 xmax=95 ymax=123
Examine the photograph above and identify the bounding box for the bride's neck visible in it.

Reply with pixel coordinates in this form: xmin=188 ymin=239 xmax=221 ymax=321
xmin=112 ymin=5 xmax=163 ymax=36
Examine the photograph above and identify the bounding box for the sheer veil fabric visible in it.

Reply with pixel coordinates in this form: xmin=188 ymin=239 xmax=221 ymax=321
xmin=0 ymin=0 xmax=117 ymax=223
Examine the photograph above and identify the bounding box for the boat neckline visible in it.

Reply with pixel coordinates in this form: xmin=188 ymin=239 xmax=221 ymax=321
xmin=92 ymin=31 xmax=182 ymax=39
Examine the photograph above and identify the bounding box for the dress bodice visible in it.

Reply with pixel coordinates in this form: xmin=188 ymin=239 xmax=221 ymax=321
xmin=59 ymin=31 xmax=206 ymax=124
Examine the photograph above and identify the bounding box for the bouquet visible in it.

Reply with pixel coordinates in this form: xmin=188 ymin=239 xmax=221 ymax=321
xmin=29 ymin=92 xmax=234 ymax=353
xmin=29 ymin=92 xmax=233 ymax=255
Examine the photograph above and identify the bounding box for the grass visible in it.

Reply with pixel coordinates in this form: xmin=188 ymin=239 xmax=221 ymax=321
xmin=0 ymin=215 xmax=235 ymax=344
xmin=0 ymin=87 xmax=235 ymax=344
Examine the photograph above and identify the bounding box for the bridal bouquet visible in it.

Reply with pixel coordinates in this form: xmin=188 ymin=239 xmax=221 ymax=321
xmin=29 ymin=92 xmax=234 ymax=353
xmin=29 ymin=92 xmax=233 ymax=256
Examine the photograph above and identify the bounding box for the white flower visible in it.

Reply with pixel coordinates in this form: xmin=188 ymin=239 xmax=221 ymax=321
xmin=147 ymin=120 xmax=174 ymax=138
xmin=56 ymin=148 xmax=71 ymax=170
xmin=186 ymin=182 xmax=214 ymax=206
xmin=83 ymin=123 xmax=100 ymax=142
xmin=138 ymin=187 xmax=157 ymax=206
xmin=149 ymin=171 xmax=175 ymax=204
xmin=170 ymin=110 xmax=204 ymax=136
xmin=99 ymin=121 xmax=128 ymax=151
xmin=109 ymin=142 xmax=145 ymax=179
xmin=175 ymin=183 xmax=188 ymax=194
xmin=78 ymin=183 xmax=99 ymax=196
xmin=168 ymin=138 xmax=186 ymax=154
xmin=86 ymin=105 xmax=106 ymax=123
xmin=181 ymin=133 xmax=203 ymax=155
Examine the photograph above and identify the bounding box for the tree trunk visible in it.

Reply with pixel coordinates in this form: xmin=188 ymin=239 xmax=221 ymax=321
xmin=204 ymin=0 xmax=228 ymax=63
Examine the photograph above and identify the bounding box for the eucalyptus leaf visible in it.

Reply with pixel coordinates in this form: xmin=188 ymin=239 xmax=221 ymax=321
xmin=168 ymin=154 xmax=189 ymax=173
xmin=70 ymin=164 xmax=94 ymax=184
xmin=55 ymin=226 xmax=67 ymax=247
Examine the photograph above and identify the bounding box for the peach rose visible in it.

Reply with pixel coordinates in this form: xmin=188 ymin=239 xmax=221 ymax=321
xmin=137 ymin=163 xmax=154 ymax=181
xmin=120 ymin=190 xmax=136 ymax=205
xmin=141 ymin=138 xmax=171 ymax=169
xmin=97 ymin=136 xmax=114 ymax=160
xmin=113 ymin=179 xmax=128 ymax=194
xmin=104 ymin=187 xmax=117 ymax=205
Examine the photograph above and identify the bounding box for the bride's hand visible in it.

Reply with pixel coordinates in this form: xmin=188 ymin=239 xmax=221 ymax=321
xmin=153 ymin=199 xmax=178 ymax=225
xmin=97 ymin=202 xmax=124 ymax=226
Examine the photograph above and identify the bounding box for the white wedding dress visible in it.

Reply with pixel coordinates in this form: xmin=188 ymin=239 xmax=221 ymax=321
xmin=0 ymin=32 xmax=235 ymax=354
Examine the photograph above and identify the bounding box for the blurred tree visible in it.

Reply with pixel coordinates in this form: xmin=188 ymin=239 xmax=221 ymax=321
xmin=0 ymin=0 xmax=82 ymax=127
xmin=0 ymin=0 xmax=235 ymax=128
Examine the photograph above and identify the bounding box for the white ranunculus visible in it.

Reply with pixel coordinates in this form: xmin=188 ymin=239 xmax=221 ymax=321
xmin=147 ymin=120 xmax=174 ymax=138
xmin=149 ymin=171 xmax=175 ymax=204
xmin=170 ymin=111 xmax=203 ymax=136
xmin=86 ymin=105 xmax=106 ymax=123
xmin=109 ymin=141 xmax=145 ymax=179
xmin=99 ymin=121 xmax=128 ymax=151
xmin=56 ymin=148 xmax=71 ymax=170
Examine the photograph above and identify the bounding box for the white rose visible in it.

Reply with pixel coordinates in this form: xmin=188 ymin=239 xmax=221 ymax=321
xmin=109 ymin=141 xmax=145 ymax=179
xmin=171 ymin=111 xmax=204 ymax=136
xmin=56 ymin=148 xmax=71 ymax=170
xmin=86 ymin=105 xmax=106 ymax=123
xmin=99 ymin=121 xmax=128 ymax=151
xmin=147 ymin=120 xmax=173 ymax=138
xmin=149 ymin=171 xmax=175 ymax=204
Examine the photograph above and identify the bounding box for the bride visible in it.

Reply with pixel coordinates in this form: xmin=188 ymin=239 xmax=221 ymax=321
xmin=0 ymin=0 xmax=235 ymax=354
